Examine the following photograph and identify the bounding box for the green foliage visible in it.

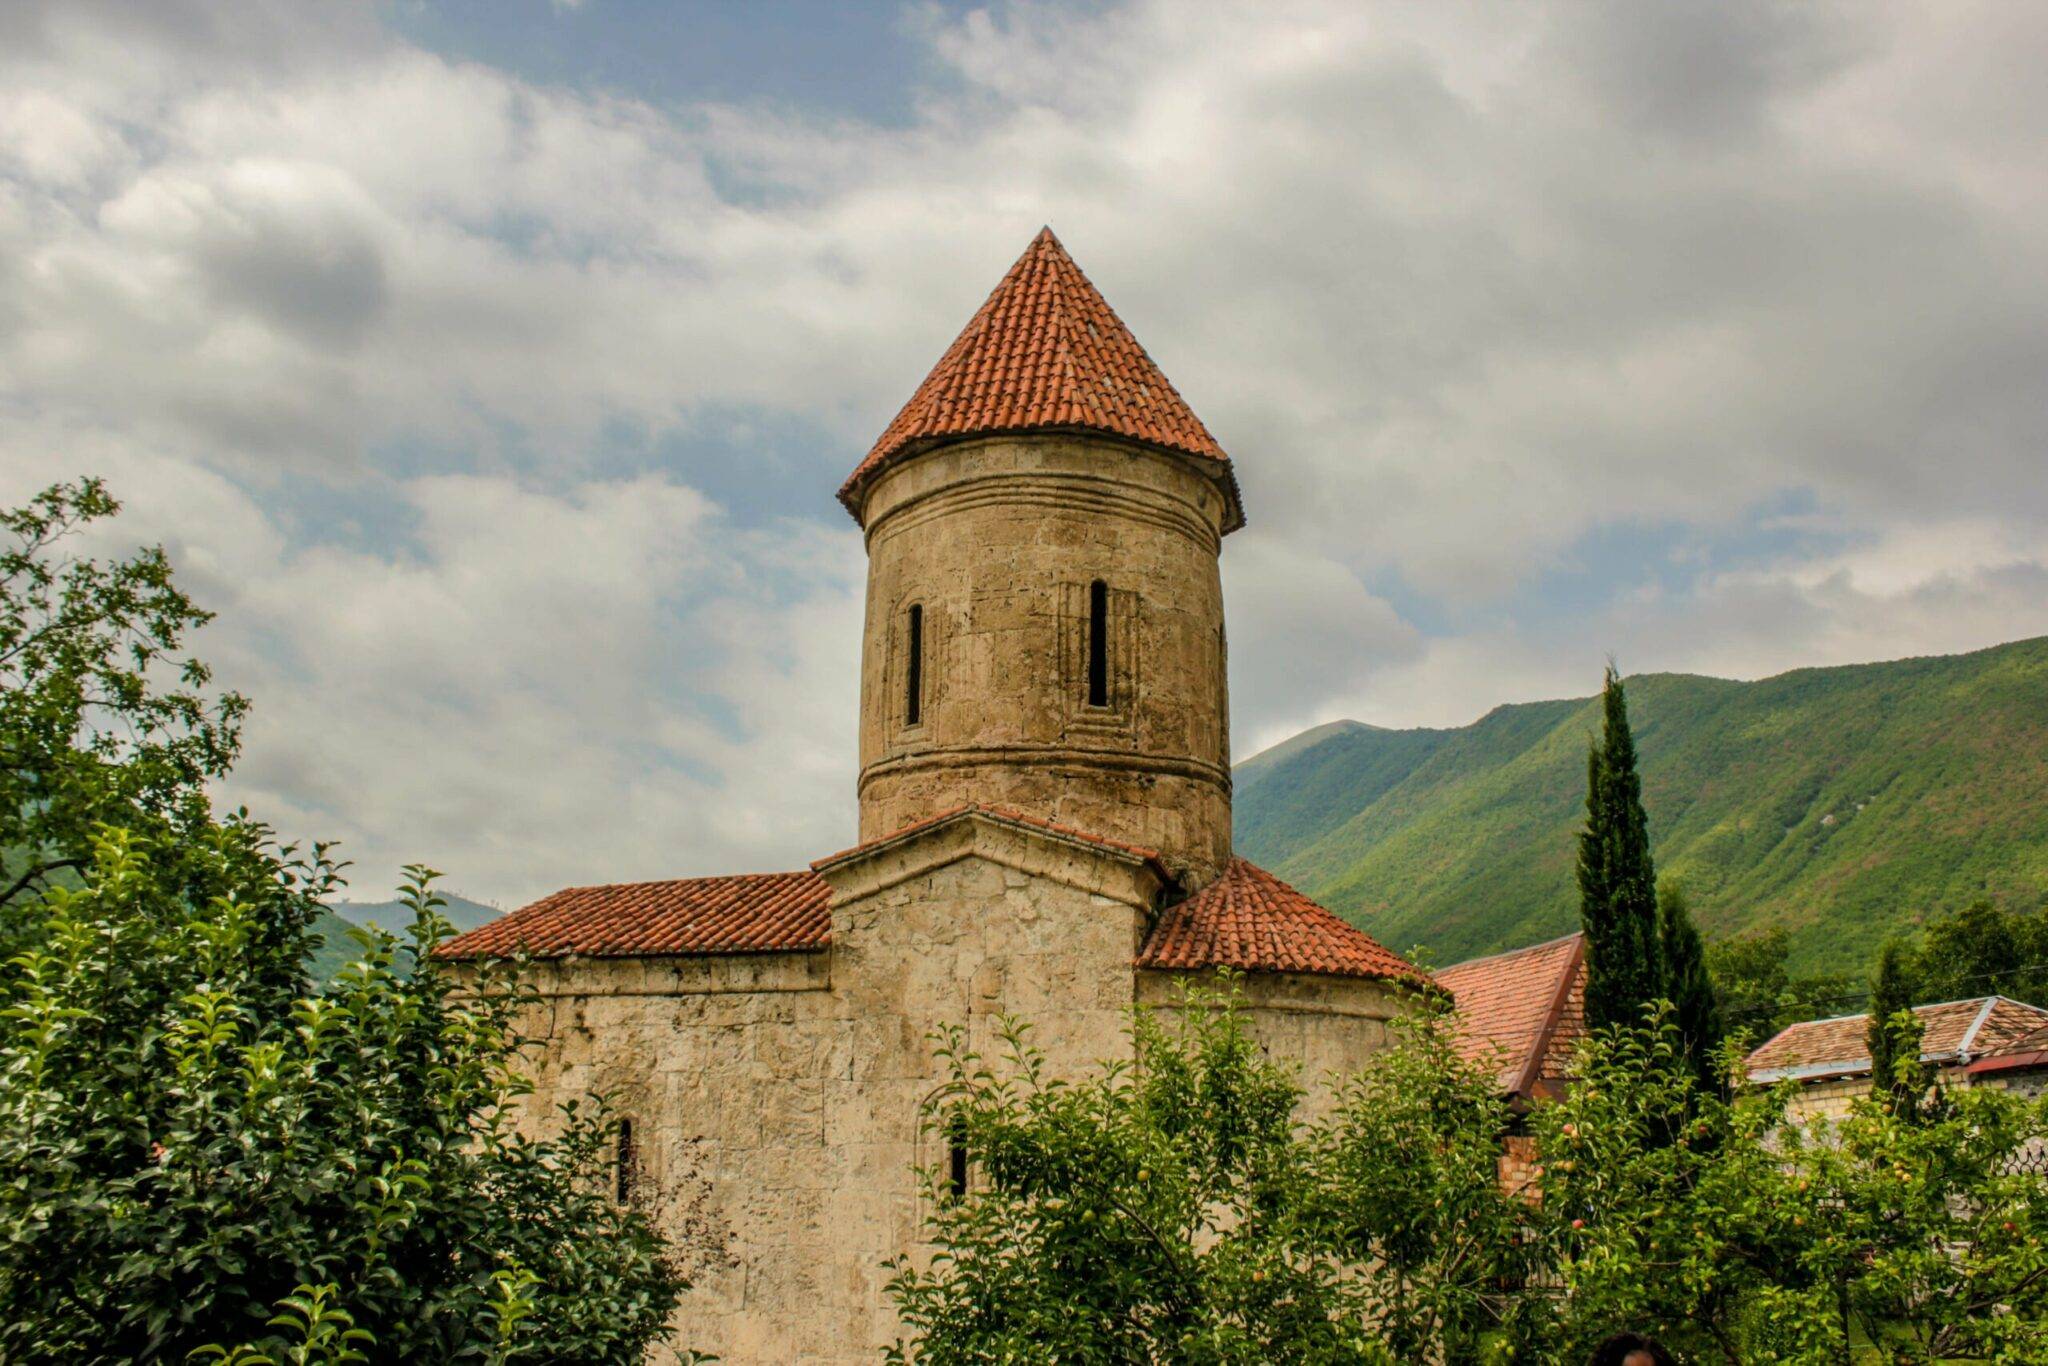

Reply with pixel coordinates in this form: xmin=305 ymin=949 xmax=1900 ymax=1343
xmin=0 ymin=833 xmax=684 ymax=1362
xmin=1704 ymin=926 xmax=1856 ymax=1041
xmin=1657 ymin=881 xmax=1722 ymax=1090
xmin=0 ymin=481 xmax=687 ymax=1362
xmin=1915 ymin=896 xmax=2048 ymax=1004
xmin=886 ymin=982 xmax=1539 ymax=1363
xmin=1234 ymin=638 xmax=2048 ymax=973
xmin=1536 ymin=1012 xmax=2048 ymax=1359
xmin=1532 ymin=1016 xmax=1804 ymax=1360
xmin=1 ymin=479 xmax=252 ymax=949
xmin=1579 ymin=668 xmax=1662 ymax=1034
xmin=1867 ymin=939 xmax=1922 ymax=1114
xmin=900 ymin=988 xmax=2048 ymax=1361
xmin=1300 ymin=997 xmax=1544 ymax=1358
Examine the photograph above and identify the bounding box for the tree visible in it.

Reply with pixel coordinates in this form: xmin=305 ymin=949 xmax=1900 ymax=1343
xmin=1578 ymin=666 xmax=1661 ymax=1034
xmin=0 ymin=831 xmax=687 ymax=1363
xmin=0 ymin=481 xmax=691 ymax=1361
xmin=1705 ymin=926 xmax=1857 ymax=1040
xmin=1657 ymin=880 xmax=1722 ymax=1090
xmin=1917 ymin=896 xmax=2048 ymax=1005
xmin=886 ymin=982 xmax=1544 ymax=1363
xmin=1 ymin=480 xmax=248 ymax=928
xmin=1534 ymin=1009 xmax=2048 ymax=1359
xmin=1302 ymin=996 xmax=1547 ymax=1358
xmin=1866 ymin=938 xmax=1922 ymax=1115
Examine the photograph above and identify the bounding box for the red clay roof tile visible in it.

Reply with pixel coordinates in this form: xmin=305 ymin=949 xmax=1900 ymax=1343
xmin=1137 ymin=858 xmax=1425 ymax=984
xmin=1435 ymin=933 xmax=1587 ymax=1097
xmin=1747 ymin=995 xmax=2048 ymax=1082
xmin=841 ymin=228 xmax=1238 ymax=525
xmin=434 ymin=870 xmax=829 ymax=960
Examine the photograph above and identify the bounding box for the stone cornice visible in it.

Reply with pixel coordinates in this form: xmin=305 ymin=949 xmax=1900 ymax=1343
xmin=813 ymin=805 xmax=1173 ymax=910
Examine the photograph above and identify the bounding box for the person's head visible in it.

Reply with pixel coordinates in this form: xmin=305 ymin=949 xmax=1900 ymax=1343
xmin=1590 ymin=1333 xmax=1678 ymax=1366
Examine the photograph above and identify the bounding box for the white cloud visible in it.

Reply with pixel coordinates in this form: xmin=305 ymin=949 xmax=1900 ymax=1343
xmin=2 ymin=0 xmax=2045 ymax=901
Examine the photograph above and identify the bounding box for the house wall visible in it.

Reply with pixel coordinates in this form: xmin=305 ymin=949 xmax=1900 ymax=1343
xmin=1779 ymin=1063 xmax=2048 ymax=1126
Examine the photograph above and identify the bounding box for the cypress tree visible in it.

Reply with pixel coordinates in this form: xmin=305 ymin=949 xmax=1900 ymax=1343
xmin=1578 ymin=666 xmax=1661 ymax=1034
xmin=1867 ymin=939 xmax=1922 ymax=1115
xmin=1658 ymin=879 xmax=1723 ymax=1090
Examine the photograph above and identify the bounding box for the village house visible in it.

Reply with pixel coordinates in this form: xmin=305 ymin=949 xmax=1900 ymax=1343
xmin=439 ymin=230 xmax=1431 ymax=1364
xmin=1746 ymin=995 xmax=2048 ymax=1120
xmin=1434 ymin=932 xmax=1587 ymax=1190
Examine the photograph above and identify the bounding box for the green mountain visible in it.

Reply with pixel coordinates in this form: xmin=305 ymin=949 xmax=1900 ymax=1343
xmin=306 ymin=892 xmax=503 ymax=983
xmin=330 ymin=891 xmax=503 ymax=936
xmin=1234 ymin=636 xmax=2048 ymax=975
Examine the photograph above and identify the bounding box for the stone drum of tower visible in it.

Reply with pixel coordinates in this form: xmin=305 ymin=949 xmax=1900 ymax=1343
xmin=837 ymin=230 xmax=1244 ymax=887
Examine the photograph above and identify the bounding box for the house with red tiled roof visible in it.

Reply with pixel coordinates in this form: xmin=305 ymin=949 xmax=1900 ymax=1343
xmin=1435 ymin=932 xmax=1588 ymax=1107
xmin=439 ymin=230 xmax=1428 ymax=1365
xmin=1434 ymin=933 xmax=1589 ymax=1195
xmin=1746 ymin=995 xmax=2048 ymax=1120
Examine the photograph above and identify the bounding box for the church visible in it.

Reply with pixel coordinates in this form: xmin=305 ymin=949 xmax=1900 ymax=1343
xmin=441 ymin=229 xmax=1427 ymax=1363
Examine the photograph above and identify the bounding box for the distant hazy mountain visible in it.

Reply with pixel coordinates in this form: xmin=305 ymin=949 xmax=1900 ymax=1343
xmin=306 ymin=891 xmax=503 ymax=982
xmin=330 ymin=891 xmax=504 ymax=935
xmin=1234 ymin=636 xmax=2048 ymax=974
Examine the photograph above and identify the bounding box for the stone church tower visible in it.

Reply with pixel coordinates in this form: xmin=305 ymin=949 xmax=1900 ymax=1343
xmin=845 ymin=228 xmax=1238 ymax=886
xmin=444 ymin=229 xmax=1423 ymax=1363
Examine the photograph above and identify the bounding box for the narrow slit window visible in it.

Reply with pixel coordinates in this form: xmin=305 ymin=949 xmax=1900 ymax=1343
xmin=616 ymin=1118 xmax=636 ymax=1204
xmin=905 ymin=604 xmax=924 ymax=726
xmin=1086 ymin=580 xmax=1109 ymax=707
xmin=946 ymin=1116 xmax=969 ymax=1199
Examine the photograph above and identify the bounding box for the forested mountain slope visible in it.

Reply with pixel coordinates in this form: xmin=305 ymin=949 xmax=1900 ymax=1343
xmin=1234 ymin=637 xmax=2048 ymax=973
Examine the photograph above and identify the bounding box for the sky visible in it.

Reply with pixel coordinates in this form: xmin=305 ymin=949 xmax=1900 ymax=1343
xmin=3 ymin=0 xmax=2046 ymax=908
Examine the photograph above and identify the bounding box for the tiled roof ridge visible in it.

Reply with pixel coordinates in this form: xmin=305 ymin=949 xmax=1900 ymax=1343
xmin=1434 ymin=929 xmax=1588 ymax=1097
xmin=1746 ymin=994 xmax=2048 ymax=1080
xmin=812 ymin=801 xmax=1168 ymax=873
xmin=840 ymin=227 xmax=1234 ymax=521
xmin=522 ymin=867 xmax=815 ymax=899
xmin=1436 ymin=930 xmax=1585 ymax=973
xmin=1512 ymin=933 xmax=1587 ymax=1098
xmin=1767 ymin=993 xmax=2007 ymax=1032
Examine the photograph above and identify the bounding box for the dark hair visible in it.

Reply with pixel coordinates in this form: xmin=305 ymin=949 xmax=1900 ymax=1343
xmin=1590 ymin=1334 xmax=1678 ymax=1366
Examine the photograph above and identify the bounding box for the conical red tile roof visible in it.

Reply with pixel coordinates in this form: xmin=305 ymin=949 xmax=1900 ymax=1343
xmin=1137 ymin=858 xmax=1426 ymax=985
xmin=841 ymin=228 xmax=1239 ymax=526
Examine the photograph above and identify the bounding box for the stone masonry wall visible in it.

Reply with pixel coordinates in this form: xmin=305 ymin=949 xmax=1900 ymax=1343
xmin=854 ymin=434 xmax=1234 ymax=885
xmin=505 ymin=839 xmax=1163 ymax=1364
xmin=1136 ymin=968 xmax=1408 ymax=1123
xmin=499 ymin=836 xmax=1416 ymax=1363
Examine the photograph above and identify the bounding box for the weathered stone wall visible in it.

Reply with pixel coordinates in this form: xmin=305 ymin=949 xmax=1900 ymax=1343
xmin=498 ymin=953 xmax=842 ymax=1361
xmin=1136 ymin=968 xmax=1408 ymax=1122
xmin=502 ymin=821 xmax=1171 ymax=1364
xmin=496 ymin=824 xmax=1419 ymax=1364
xmin=854 ymin=434 xmax=1234 ymax=885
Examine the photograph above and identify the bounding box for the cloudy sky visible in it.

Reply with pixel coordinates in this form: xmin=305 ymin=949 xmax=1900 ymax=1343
xmin=4 ymin=0 xmax=2045 ymax=907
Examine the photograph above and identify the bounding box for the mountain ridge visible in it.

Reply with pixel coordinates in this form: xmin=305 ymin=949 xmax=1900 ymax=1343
xmin=1233 ymin=635 xmax=2048 ymax=974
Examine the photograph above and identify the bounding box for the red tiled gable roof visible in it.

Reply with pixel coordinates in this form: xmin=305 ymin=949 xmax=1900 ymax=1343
xmin=1747 ymin=995 xmax=2048 ymax=1082
xmin=435 ymin=870 xmax=829 ymax=960
xmin=1966 ymin=1021 xmax=2048 ymax=1077
xmin=811 ymin=802 xmax=1169 ymax=875
xmin=841 ymin=228 xmax=1239 ymax=526
xmin=1137 ymin=858 xmax=1425 ymax=984
xmin=1435 ymin=933 xmax=1587 ymax=1097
